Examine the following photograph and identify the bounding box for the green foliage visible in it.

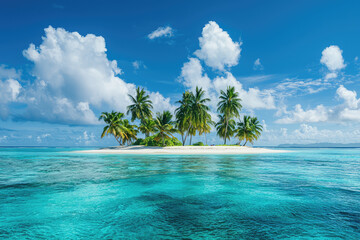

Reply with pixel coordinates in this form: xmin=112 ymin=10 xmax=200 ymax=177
xmin=175 ymin=87 xmax=213 ymax=145
xmin=139 ymin=118 xmax=156 ymax=137
xmin=192 ymin=142 xmax=204 ymax=146
xmin=153 ymin=111 xmax=178 ymax=146
xmin=133 ymin=135 xmax=181 ymax=147
xmin=216 ymin=114 xmax=236 ymax=144
xmin=127 ymin=87 xmax=153 ymax=122
xmin=133 ymin=138 xmax=144 ymax=145
xmin=216 ymin=86 xmax=242 ymax=144
xmin=99 ymin=111 xmax=137 ymax=145
xmin=236 ymin=115 xmax=263 ymax=146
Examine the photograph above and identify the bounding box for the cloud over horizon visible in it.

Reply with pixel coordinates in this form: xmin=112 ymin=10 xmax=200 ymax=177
xmin=179 ymin=21 xmax=275 ymax=111
xmin=0 ymin=26 xmax=173 ymax=125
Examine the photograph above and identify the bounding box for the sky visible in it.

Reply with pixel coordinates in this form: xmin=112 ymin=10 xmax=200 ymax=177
xmin=1 ymin=0 xmax=360 ymax=146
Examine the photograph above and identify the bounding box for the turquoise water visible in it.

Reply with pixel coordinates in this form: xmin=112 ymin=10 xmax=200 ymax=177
xmin=0 ymin=148 xmax=360 ymax=239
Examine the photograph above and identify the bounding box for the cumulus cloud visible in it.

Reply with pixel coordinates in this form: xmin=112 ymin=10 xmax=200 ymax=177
xmin=149 ymin=92 xmax=176 ymax=114
xmin=336 ymin=85 xmax=360 ymax=121
xmin=253 ymin=58 xmax=263 ymax=70
xmin=0 ymin=79 xmax=21 ymax=120
xmin=276 ymin=104 xmax=329 ymax=124
xmin=0 ymin=66 xmax=22 ymax=119
xmin=177 ymin=21 xmax=274 ymax=111
xmin=277 ymin=85 xmax=360 ymax=123
xmin=336 ymin=85 xmax=360 ymax=109
xmin=320 ymin=45 xmax=346 ymax=71
xmin=0 ymin=25 xmax=173 ymax=125
xmin=179 ymin=58 xmax=211 ymax=92
xmin=194 ymin=21 xmax=241 ymax=71
xmin=213 ymin=72 xmax=275 ymax=109
xmin=76 ymin=131 xmax=95 ymax=145
xmin=0 ymin=65 xmax=21 ymax=79
xmin=259 ymin=123 xmax=360 ymax=145
xmin=148 ymin=26 xmax=173 ymax=39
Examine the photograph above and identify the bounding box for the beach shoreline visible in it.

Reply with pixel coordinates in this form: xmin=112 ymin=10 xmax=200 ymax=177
xmin=74 ymin=145 xmax=289 ymax=155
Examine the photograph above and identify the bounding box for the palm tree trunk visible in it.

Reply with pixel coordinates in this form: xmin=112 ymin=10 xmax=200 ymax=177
xmin=145 ymin=132 xmax=149 ymax=138
xmin=190 ymin=135 xmax=192 ymax=145
xmin=243 ymin=140 xmax=248 ymax=146
xmin=115 ymin=136 xmax=122 ymax=145
xmin=224 ymin=119 xmax=228 ymax=145
xmin=205 ymin=133 xmax=207 ymax=145
xmin=184 ymin=124 xmax=192 ymax=146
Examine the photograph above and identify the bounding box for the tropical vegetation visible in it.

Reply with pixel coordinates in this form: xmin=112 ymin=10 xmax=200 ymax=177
xmin=99 ymin=111 xmax=138 ymax=145
xmin=235 ymin=116 xmax=263 ymax=146
xmin=99 ymin=85 xmax=263 ymax=147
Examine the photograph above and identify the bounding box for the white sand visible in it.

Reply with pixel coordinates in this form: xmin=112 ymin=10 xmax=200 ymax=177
xmin=75 ymin=145 xmax=289 ymax=155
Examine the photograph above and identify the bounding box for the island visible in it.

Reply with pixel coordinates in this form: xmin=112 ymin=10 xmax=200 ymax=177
xmin=76 ymin=145 xmax=289 ymax=155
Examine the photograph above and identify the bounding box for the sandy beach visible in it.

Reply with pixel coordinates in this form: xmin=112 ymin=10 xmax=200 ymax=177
xmin=76 ymin=145 xmax=289 ymax=155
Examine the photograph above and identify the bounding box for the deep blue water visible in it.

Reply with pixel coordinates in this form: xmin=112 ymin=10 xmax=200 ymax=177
xmin=0 ymin=147 xmax=360 ymax=239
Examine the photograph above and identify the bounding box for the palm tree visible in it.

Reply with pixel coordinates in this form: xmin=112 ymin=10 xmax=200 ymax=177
xmin=236 ymin=116 xmax=263 ymax=146
xmin=139 ymin=118 xmax=156 ymax=138
xmin=198 ymin=114 xmax=214 ymax=145
xmin=191 ymin=87 xmax=212 ymax=140
xmin=215 ymin=114 xmax=236 ymax=144
xmin=175 ymin=91 xmax=193 ymax=145
xmin=127 ymin=87 xmax=153 ymax=123
xmin=99 ymin=111 xmax=137 ymax=145
xmin=175 ymin=87 xmax=212 ymax=145
xmin=154 ymin=111 xmax=177 ymax=146
xmin=99 ymin=111 xmax=125 ymax=145
xmin=217 ymin=86 xmax=242 ymax=144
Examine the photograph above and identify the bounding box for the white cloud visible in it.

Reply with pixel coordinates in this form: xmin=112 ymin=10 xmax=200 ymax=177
xmin=277 ymin=85 xmax=360 ymax=124
xmin=275 ymin=78 xmax=329 ymax=96
xmin=292 ymin=124 xmax=343 ymax=141
xmin=36 ymin=133 xmax=51 ymax=143
xmin=320 ymin=45 xmax=346 ymax=71
xmin=132 ymin=61 xmax=140 ymax=69
xmin=276 ymin=104 xmax=329 ymax=124
xmin=148 ymin=26 xmax=173 ymax=40
xmin=76 ymin=131 xmax=95 ymax=145
xmin=0 ymin=79 xmax=21 ymax=120
xmin=194 ymin=21 xmax=241 ymax=71
xmin=258 ymin=123 xmax=360 ymax=145
xmin=179 ymin=58 xmax=211 ymax=92
xmin=0 ymin=65 xmax=21 ymax=79
xmin=336 ymin=85 xmax=360 ymax=109
xmin=178 ymin=22 xmax=274 ymax=111
xmin=16 ymin=26 xmax=174 ymax=125
xmin=324 ymin=72 xmax=337 ymax=80
xmin=253 ymin=58 xmax=263 ymax=70
xmin=336 ymin=85 xmax=360 ymax=121
xmin=213 ymin=72 xmax=275 ymax=109
xmin=149 ymin=92 xmax=176 ymax=114
xmin=132 ymin=60 xmax=146 ymax=70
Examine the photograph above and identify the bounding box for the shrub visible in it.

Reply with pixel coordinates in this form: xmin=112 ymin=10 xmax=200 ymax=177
xmin=132 ymin=135 xmax=181 ymax=147
xmin=133 ymin=138 xmax=145 ymax=145
xmin=192 ymin=142 xmax=204 ymax=146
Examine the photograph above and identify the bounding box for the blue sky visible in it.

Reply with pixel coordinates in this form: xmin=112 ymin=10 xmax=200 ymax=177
xmin=1 ymin=0 xmax=360 ymax=146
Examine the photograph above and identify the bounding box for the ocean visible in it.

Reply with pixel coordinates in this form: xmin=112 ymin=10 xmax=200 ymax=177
xmin=0 ymin=147 xmax=359 ymax=239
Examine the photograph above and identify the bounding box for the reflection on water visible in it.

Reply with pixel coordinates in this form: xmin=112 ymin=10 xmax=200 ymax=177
xmin=0 ymin=148 xmax=360 ymax=239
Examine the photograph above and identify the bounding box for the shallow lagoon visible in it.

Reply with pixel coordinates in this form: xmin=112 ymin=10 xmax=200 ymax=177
xmin=0 ymin=147 xmax=360 ymax=239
